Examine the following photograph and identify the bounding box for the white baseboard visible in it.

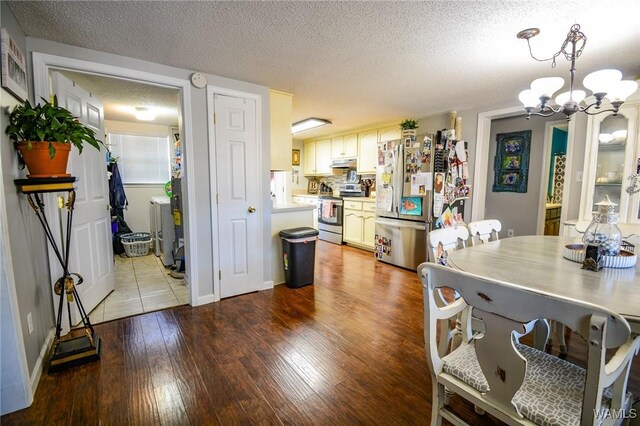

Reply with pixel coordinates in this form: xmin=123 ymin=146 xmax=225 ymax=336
xmin=30 ymin=328 xmax=55 ymax=394
xmin=260 ymin=280 xmax=274 ymax=291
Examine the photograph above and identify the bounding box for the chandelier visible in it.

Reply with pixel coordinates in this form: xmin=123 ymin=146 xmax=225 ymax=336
xmin=517 ymin=24 xmax=638 ymax=121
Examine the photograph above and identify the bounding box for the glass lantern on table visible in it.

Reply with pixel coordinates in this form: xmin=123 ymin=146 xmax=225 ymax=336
xmin=582 ymin=195 xmax=622 ymax=256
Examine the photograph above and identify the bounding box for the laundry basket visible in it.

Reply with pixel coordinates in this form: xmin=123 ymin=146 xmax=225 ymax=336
xmin=120 ymin=232 xmax=152 ymax=257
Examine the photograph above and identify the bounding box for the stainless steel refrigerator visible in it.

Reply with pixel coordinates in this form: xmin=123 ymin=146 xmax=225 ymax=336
xmin=374 ymin=135 xmax=433 ymax=270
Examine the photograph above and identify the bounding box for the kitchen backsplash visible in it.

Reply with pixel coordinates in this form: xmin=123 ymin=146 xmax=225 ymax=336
xmin=309 ymin=171 xmax=375 ymax=192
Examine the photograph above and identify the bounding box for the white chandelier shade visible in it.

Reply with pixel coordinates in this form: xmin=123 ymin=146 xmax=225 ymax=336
xmin=517 ymin=24 xmax=638 ymax=120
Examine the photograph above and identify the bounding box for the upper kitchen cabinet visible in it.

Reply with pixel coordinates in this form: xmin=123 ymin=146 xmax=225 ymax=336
xmin=303 ymin=139 xmax=332 ymax=175
xmin=270 ymin=90 xmax=293 ymax=170
xmin=357 ymin=129 xmax=379 ymax=174
xmin=331 ymin=134 xmax=358 ymax=159
xmin=377 ymin=125 xmax=401 ymax=143
xmin=579 ymin=105 xmax=639 ymax=224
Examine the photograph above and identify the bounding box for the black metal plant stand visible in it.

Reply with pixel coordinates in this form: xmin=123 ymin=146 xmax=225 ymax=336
xmin=15 ymin=178 xmax=101 ymax=372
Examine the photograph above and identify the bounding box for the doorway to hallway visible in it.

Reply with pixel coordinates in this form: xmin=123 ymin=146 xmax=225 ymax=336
xmin=89 ymin=253 xmax=188 ymax=324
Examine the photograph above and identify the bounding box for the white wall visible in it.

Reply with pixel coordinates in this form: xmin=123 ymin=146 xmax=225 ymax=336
xmin=105 ymin=120 xmax=171 ymax=232
xmin=416 ymin=100 xmax=590 ymax=223
xmin=485 ymin=114 xmax=557 ymax=237
xmin=290 ymin=138 xmax=309 ymax=194
xmin=25 ymin=37 xmax=271 ymax=304
xmin=0 ymin=28 xmax=271 ymax=415
xmin=1 ymin=3 xmax=51 ymax=413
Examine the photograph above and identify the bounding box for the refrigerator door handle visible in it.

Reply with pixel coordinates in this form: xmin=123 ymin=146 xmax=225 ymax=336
xmin=375 ymin=218 xmax=426 ymax=231
xmin=395 ymin=143 xmax=403 ymax=214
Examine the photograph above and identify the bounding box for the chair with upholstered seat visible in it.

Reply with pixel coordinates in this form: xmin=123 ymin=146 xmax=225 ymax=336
xmin=427 ymin=225 xmax=471 ymax=358
xmin=418 ymin=262 xmax=640 ymax=426
xmin=467 ymin=219 xmax=502 ymax=246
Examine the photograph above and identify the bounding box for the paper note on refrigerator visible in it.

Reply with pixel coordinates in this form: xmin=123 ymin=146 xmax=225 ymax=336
xmin=410 ymin=172 xmax=432 ymax=195
xmin=377 ymin=186 xmax=393 ymax=212
xmin=433 ymin=193 xmax=444 ymax=218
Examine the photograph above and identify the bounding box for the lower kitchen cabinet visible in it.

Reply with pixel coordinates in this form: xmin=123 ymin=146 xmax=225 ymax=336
xmin=343 ymin=199 xmax=375 ymax=251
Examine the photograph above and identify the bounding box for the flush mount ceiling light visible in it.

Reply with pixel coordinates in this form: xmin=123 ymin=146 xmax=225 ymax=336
xmin=517 ymin=24 xmax=638 ymax=121
xmin=134 ymin=106 xmax=155 ymax=121
xmin=291 ymin=118 xmax=332 ymax=134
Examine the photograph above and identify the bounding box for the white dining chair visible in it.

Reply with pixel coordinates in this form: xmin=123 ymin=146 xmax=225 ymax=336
xmin=467 ymin=219 xmax=502 ymax=246
xmin=427 ymin=225 xmax=470 ymax=266
xmin=419 ymin=262 xmax=640 ymax=426
xmin=427 ymin=225 xmax=471 ymax=353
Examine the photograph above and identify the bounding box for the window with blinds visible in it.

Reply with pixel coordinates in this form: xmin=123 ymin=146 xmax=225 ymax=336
xmin=108 ymin=133 xmax=171 ymax=184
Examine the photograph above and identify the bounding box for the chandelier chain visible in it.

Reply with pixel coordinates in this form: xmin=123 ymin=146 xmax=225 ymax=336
xmin=524 ymin=24 xmax=587 ymax=69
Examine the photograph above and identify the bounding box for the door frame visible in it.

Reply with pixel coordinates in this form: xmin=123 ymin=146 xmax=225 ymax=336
xmin=536 ymin=120 xmax=568 ymax=235
xmin=32 ymin=52 xmax=200 ymax=306
xmin=206 ymin=86 xmax=265 ymax=302
xmin=471 ymin=106 xmax=577 ymax=235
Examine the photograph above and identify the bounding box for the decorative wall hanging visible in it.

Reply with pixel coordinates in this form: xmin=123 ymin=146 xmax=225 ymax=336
xmin=492 ymin=130 xmax=531 ymax=193
xmin=552 ymin=154 xmax=566 ymax=203
xmin=292 ymin=149 xmax=300 ymax=166
xmin=1 ymin=28 xmax=27 ymax=101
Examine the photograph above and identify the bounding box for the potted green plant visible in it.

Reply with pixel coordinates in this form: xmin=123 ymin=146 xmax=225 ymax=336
xmin=400 ymin=119 xmax=419 ymax=142
xmin=5 ymin=96 xmax=102 ymax=178
xmin=399 ymin=119 xmax=418 ymax=131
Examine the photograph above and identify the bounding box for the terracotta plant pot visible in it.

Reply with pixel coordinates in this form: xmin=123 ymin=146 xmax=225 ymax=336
xmin=17 ymin=142 xmax=72 ymax=178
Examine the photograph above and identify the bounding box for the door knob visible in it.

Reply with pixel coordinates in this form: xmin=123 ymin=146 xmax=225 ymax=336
xmin=248 ymin=206 xmax=256 ymax=213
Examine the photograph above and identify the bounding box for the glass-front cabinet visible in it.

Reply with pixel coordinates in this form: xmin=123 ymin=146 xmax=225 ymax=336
xmin=580 ymin=105 xmax=639 ymax=224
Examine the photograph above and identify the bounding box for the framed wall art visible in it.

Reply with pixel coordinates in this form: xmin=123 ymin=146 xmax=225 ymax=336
xmin=1 ymin=28 xmax=27 ymax=102
xmin=307 ymin=180 xmax=318 ymax=194
xmin=492 ymin=130 xmax=531 ymax=193
xmin=292 ymin=149 xmax=300 ymax=166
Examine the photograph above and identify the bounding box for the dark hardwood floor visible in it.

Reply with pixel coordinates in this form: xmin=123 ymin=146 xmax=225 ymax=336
xmin=3 ymin=241 xmax=639 ymax=425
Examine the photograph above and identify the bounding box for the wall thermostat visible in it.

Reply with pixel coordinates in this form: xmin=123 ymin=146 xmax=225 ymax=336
xmin=190 ymin=72 xmax=207 ymax=88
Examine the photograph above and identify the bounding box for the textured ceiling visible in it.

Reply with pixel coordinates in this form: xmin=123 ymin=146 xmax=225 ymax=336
xmin=9 ymin=0 xmax=640 ymax=139
xmin=58 ymin=70 xmax=180 ymax=127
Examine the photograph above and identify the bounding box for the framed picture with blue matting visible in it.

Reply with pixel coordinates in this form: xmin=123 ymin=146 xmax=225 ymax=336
xmin=492 ymin=130 xmax=531 ymax=193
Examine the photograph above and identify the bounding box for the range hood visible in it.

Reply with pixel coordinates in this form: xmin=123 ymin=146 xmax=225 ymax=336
xmin=331 ymin=158 xmax=357 ymax=168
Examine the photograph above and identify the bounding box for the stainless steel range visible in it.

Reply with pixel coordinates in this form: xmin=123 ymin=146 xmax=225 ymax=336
xmin=317 ymin=184 xmax=365 ymax=244
xmin=318 ymin=196 xmax=343 ymax=244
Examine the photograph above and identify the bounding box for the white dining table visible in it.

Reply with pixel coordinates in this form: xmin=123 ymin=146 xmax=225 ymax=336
xmin=446 ymin=235 xmax=640 ymax=333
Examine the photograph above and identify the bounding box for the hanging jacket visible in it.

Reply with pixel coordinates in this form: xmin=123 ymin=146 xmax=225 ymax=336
xmin=108 ymin=162 xmax=128 ymax=214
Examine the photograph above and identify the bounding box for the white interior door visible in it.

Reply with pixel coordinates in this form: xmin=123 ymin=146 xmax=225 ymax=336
xmin=50 ymin=71 xmax=114 ymax=326
xmin=214 ymin=94 xmax=261 ymax=298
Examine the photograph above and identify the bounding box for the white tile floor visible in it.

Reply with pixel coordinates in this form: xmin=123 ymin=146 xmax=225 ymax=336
xmin=88 ymin=252 xmax=189 ymax=324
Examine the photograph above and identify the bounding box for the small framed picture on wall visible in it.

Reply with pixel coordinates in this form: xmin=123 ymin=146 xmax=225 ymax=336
xmin=1 ymin=28 xmax=27 ymax=102
xmin=307 ymin=180 xmax=318 ymax=194
xmin=292 ymin=149 xmax=300 ymax=166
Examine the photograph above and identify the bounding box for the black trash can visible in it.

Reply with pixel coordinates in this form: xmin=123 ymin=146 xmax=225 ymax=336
xmin=279 ymin=227 xmax=319 ymax=288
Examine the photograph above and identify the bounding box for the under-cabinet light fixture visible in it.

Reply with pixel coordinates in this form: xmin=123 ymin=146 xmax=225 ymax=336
xmin=291 ymin=117 xmax=332 ymax=134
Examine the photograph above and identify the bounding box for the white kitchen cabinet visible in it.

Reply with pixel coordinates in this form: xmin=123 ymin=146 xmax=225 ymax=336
xmin=342 ymin=199 xmax=375 ymax=250
xmin=362 ymin=211 xmax=376 ymax=248
xmin=343 ymin=210 xmax=363 ymax=243
xmin=303 ymin=139 xmax=331 ymax=176
xmin=303 ymin=140 xmax=316 ymax=175
xmin=331 ymin=134 xmax=358 ymax=159
xmin=378 ymin=125 xmax=401 ymax=143
xmin=579 ymin=105 xmax=639 ymax=224
xmin=357 ymin=130 xmax=379 ymax=174
xmin=269 ymin=90 xmax=293 ymax=171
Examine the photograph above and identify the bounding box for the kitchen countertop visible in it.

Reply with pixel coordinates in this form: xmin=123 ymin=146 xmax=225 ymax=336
xmin=545 ymin=203 xmax=562 ymax=209
xmin=291 ymin=192 xmax=319 ymax=198
xmin=272 ymin=203 xmax=316 ymax=213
